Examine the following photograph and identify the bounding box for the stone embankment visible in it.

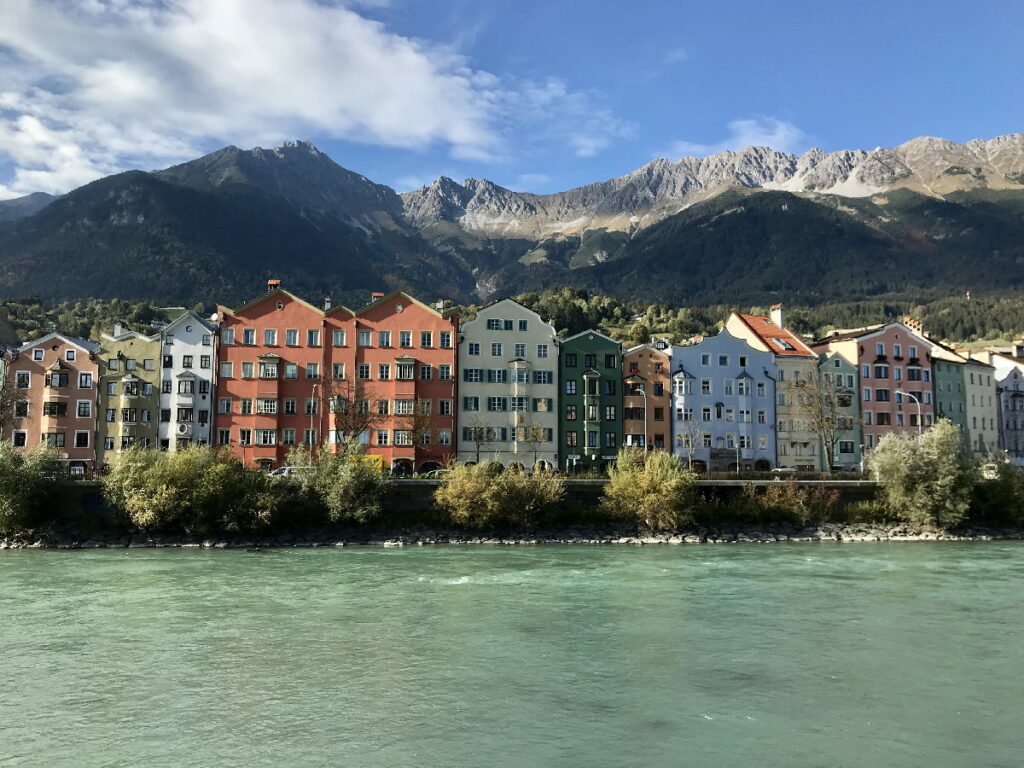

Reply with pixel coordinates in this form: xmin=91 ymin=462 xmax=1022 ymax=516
xmin=2 ymin=523 xmax=1021 ymax=550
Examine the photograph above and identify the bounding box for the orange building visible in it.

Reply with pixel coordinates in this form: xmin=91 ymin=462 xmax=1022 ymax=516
xmin=215 ymin=283 xmax=458 ymax=473
xmin=337 ymin=291 xmax=458 ymax=474
xmin=215 ymin=283 xmax=331 ymax=470
xmin=6 ymin=333 xmax=101 ymax=476
xmin=622 ymin=342 xmax=672 ymax=450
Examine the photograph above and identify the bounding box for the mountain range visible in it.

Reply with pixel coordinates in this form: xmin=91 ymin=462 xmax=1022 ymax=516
xmin=2 ymin=134 xmax=1024 ymax=307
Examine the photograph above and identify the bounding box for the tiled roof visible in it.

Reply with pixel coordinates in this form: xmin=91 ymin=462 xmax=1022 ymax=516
xmin=734 ymin=314 xmax=816 ymax=357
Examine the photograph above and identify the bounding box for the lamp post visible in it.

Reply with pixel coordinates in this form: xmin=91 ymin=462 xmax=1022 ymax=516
xmin=895 ymin=389 xmax=922 ymax=437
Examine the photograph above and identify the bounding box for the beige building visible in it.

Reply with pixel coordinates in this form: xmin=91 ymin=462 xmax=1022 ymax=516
xmin=726 ymin=305 xmax=822 ymax=469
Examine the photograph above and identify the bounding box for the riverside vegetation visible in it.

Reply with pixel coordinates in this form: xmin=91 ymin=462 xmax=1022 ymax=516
xmin=1 ymin=418 xmax=1022 ymax=545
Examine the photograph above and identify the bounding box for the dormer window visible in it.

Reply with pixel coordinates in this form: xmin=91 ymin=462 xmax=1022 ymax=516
xmin=65 ymin=350 xmax=76 ymax=362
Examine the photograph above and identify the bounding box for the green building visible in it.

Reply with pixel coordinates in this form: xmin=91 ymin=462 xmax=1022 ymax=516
xmin=818 ymin=352 xmax=863 ymax=470
xmin=932 ymin=351 xmax=968 ymax=436
xmin=559 ymin=330 xmax=622 ymax=472
xmin=97 ymin=324 xmax=162 ymax=469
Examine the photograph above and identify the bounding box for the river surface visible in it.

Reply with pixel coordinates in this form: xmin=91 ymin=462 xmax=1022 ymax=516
xmin=1 ymin=543 xmax=1022 ymax=768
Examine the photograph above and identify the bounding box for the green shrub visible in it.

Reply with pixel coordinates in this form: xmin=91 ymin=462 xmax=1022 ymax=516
xmin=434 ymin=462 xmax=565 ymax=529
xmin=867 ymin=419 xmax=976 ymax=528
xmin=293 ymin=441 xmax=388 ymax=524
xmin=969 ymin=460 xmax=1024 ymax=527
xmin=601 ymin=449 xmax=699 ymax=531
xmin=758 ymin=480 xmax=840 ymax=526
xmin=0 ymin=443 xmax=64 ymax=533
xmin=102 ymin=445 xmax=286 ymax=535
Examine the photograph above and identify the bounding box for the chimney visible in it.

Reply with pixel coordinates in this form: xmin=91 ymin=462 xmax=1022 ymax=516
xmin=267 ymin=279 xmax=281 ymax=291
xmin=113 ymin=322 xmax=125 ymax=337
xmin=324 ymin=294 xmax=332 ymax=311
xmin=769 ymin=303 xmax=784 ymax=329
xmin=1014 ymin=343 xmax=1024 ymax=359
xmin=901 ymin=315 xmax=924 ymax=335
xmin=371 ymin=291 xmax=385 ymax=302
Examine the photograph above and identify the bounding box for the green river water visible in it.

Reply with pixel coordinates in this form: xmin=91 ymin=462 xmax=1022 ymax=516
xmin=1 ymin=543 xmax=1022 ymax=768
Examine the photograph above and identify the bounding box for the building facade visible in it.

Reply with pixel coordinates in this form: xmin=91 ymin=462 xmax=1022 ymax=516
xmin=970 ymin=347 xmax=1024 ymax=461
xmin=963 ymin=358 xmax=998 ymax=454
xmin=814 ymin=321 xmax=935 ymax=450
xmin=621 ymin=342 xmax=671 ymax=451
xmin=818 ymin=351 xmax=862 ymax=470
xmin=559 ymin=330 xmax=622 ymax=472
xmin=158 ymin=311 xmax=219 ymax=451
xmin=726 ymin=306 xmax=823 ymax=469
xmin=7 ymin=333 xmax=100 ymax=475
xmin=343 ymin=292 xmax=459 ymax=474
xmin=931 ymin=352 xmax=967 ymax=436
xmin=97 ymin=325 xmax=161 ymax=468
xmin=670 ymin=329 xmax=777 ymax=472
xmin=215 ymin=283 xmax=330 ymax=470
xmin=457 ymin=298 xmax=558 ymax=469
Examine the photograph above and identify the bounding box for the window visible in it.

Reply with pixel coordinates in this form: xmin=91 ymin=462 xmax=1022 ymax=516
xmin=282 ymin=429 xmax=296 ymax=446
xmin=394 ymin=430 xmax=413 ymax=446
xmin=43 ymin=402 xmax=67 ymax=417
xmin=565 ymin=431 xmax=577 ymax=447
xmin=305 ymin=398 xmax=319 ymax=415
xmin=587 ymin=431 xmax=598 ymax=448
xmin=160 ymin=409 xmax=171 ymax=422
xmin=178 ymin=379 xmax=194 ymax=395
xmin=487 ymin=369 xmax=507 ymax=384
xmin=397 ymin=363 xmax=414 ymax=380
xmin=47 ymin=373 xmax=69 ymax=388
xmin=875 ymin=389 xmax=890 ymax=402
xmin=394 ymin=399 xmax=414 ymax=416
xmin=439 ymin=365 xmax=452 ymax=381
xmin=286 ymin=329 xmax=299 ymax=346
xmin=307 ymin=330 xmax=320 ymax=347
xmin=700 ymin=379 xmax=711 ymax=395
xmin=264 ymin=329 xmax=277 ymax=345
xmin=534 ymin=371 xmax=552 ymax=384
xmin=32 ymin=349 xmax=44 ymax=361
xmin=400 ymin=331 xmax=412 ymax=348
xmin=463 ymin=396 xmax=479 ymax=411
xmin=333 ymin=330 xmax=346 ymax=347
xmin=219 ymin=362 xmax=233 ymax=379
xmin=15 ymin=372 xmax=30 ymax=389
xmin=75 ymin=401 xmax=91 ymax=418
xmin=65 ymin=349 xmax=76 ymax=362
xmin=439 ymin=430 xmax=451 ymax=446
xmin=332 ymin=363 xmax=346 ymax=380
xmin=376 ymin=429 xmax=389 ymax=446
xmin=199 ymin=355 xmax=211 ymax=370
xmin=702 ymin=407 xmax=712 ymax=422
xmin=487 ymin=397 xmax=507 ymax=412
xmin=537 ymin=344 xmax=549 ymax=358
xmin=839 ymin=441 xmax=855 ymax=454
xmin=378 ymin=364 xmax=391 ymax=380
xmin=255 ymin=429 xmax=277 ymax=446
xmin=177 ymin=408 xmax=193 ymax=422
xmin=439 ymin=400 xmax=452 ymax=416
xmin=78 ymin=372 xmax=93 ymax=389
xmin=12 ymin=430 xmax=27 ymax=447
xmin=14 ymin=401 xmax=28 ymax=418
xmin=565 ymin=380 xmax=577 ymax=395
xmin=241 ymin=362 xmax=254 ymax=379
xmin=218 ymin=398 xmax=232 ymax=414
xmin=514 ymin=343 xmax=527 ymax=357
xmin=468 ymin=342 xmax=480 ymax=356
xmin=284 ymin=363 xmax=297 ymax=379
xmin=565 ymin=353 xmax=578 ymax=368
xmin=261 ymin=361 xmax=280 ymax=379
xmin=863 ymin=388 xmax=871 ymax=401
xmin=377 ymin=330 xmax=392 ymax=348
xmin=358 ymin=330 xmax=371 ymax=347
xmin=357 ymin=364 xmax=370 ymax=380
xmin=239 ymin=429 xmax=252 ymax=446
xmin=242 ymin=328 xmax=255 ymax=346
xmin=739 ymin=355 xmax=748 ymax=367
xmin=43 ymin=433 xmax=65 ymax=448
xmin=487 ymin=319 xmax=502 ymax=331
xmin=256 ymin=398 xmax=278 ymax=415
xmin=109 ymin=358 xmax=121 ymax=372
xmin=222 ymin=329 xmax=235 ymax=346
xmin=440 ymin=332 xmax=452 ymax=349
xmin=605 ymin=354 xmax=616 ymax=369
xmin=306 ymin=363 xmax=319 ymax=380
xmin=491 ymin=342 xmax=503 ymax=357
xmin=584 ymin=354 xmax=597 ymax=368
xmin=420 ymin=364 xmax=432 ymax=381
xmin=604 ymin=405 xmax=616 ymax=421
xmin=421 ymin=331 xmax=433 ymax=347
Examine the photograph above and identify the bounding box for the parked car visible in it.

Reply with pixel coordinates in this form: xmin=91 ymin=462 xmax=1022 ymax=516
xmin=770 ymin=466 xmax=798 ymax=474
xmin=424 ymin=469 xmax=452 ymax=479
xmin=268 ymin=466 xmax=314 ymax=479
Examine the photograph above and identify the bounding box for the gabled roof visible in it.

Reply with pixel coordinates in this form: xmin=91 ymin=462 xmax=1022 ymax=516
xmin=623 ymin=343 xmax=670 ymax=358
xmin=162 ymin=310 xmax=218 ymax=335
xmin=562 ymin=328 xmax=620 ymax=345
xmin=18 ymin=332 xmax=100 ymax=355
xmin=732 ymin=313 xmax=816 ymax=358
xmin=462 ymin=297 xmax=555 ymax=332
xmin=355 ymin=290 xmax=455 ymax=319
xmin=219 ymin=287 xmax=326 ymax=318
xmin=101 ymin=328 xmax=160 ymax=344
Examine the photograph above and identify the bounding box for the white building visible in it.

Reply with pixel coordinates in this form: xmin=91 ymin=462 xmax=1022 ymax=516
xmin=457 ymin=298 xmax=559 ymax=469
xmin=158 ymin=311 xmax=218 ymax=450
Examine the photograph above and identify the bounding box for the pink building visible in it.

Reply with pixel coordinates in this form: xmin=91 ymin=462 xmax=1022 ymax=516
xmin=813 ymin=320 xmax=935 ymax=450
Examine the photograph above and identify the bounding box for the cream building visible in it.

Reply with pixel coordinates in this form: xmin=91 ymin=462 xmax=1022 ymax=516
xmin=457 ymin=298 xmax=559 ymax=469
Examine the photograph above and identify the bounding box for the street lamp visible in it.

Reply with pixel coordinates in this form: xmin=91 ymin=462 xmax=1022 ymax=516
xmin=895 ymin=389 xmax=922 ymax=437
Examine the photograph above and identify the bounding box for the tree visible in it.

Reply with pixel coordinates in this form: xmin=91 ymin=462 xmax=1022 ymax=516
xmin=323 ymin=378 xmax=382 ymax=446
xmin=0 ymin=360 xmax=17 ymax=441
xmin=434 ymin=461 xmax=565 ymax=529
xmin=0 ymin=443 xmax=63 ymax=533
xmin=792 ymin=372 xmax=855 ymax=471
xmin=519 ymin=422 xmax=549 ymax=469
xmin=464 ymin=415 xmax=493 ymax=464
xmin=867 ymin=419 xmax=975 ymax=528
xmin=674 ymin=418 xmax=705 ymax=470
xmin=400 ymin=398 xmax=436 ymax=471
xmin=601 ymin=448 xmax=699 ymax=532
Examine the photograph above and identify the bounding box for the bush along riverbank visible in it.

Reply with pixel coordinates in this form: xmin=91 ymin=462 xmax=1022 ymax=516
xmin=2 ymin=421 xmax=1024 ymax=549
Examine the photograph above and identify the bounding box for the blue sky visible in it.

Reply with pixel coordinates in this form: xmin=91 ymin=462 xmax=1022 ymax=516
xmin=1 ymin=0 xmax=1022 ymax=198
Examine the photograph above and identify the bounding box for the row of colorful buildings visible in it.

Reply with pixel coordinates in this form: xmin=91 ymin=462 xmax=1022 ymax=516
xmin=2 ymin=282 xmax=1020 ymax=475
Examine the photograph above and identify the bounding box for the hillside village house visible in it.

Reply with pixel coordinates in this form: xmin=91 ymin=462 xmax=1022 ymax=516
xmin=813 ymin=321 xmax=936 ymax=450
xmin=622 ymin=342 xmax=672 ymax=451
xmin=929 ymin=339 xmax=998 ymax=454
xmin=970 ymin=346 xmax=1024 ymax=462
xmin=158 ymin=311 xmax=219 ymax=451
xmin=559 ymin=330 xmax=622 ymax=472
xmin=97 ymin=324 xmax=160 ymax=469
xmin=726 ymin=305 xmax=822 ymax=469
xmin=6 ymin=334 xmax=101 ymax=476
xmin=457 ymin=298 xmax=558 ymax=469
xmin=817 ymin=351 xmax=863 ymax=470
xmin=670 ymin=329 xmax=777 ymax=472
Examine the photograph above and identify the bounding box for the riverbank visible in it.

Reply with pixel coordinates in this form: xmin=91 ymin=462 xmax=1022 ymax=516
xmin=3 ymin=522 xmax=1022 ymax=549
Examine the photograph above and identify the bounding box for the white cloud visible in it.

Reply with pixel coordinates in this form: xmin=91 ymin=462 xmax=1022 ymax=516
xmin=662 ymin=117 xmax=811 ymax=158
xmin=511 ymin=173 xmax=552 ymax=191
xmin=663 ymin=47 xmax=689 ymax=64
xmin=0 ymin=0 xmax=630 ymax=198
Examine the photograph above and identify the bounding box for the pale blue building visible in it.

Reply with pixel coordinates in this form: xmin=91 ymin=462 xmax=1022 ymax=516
xmin=670 ymin=329 xmax=778 ymax=472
